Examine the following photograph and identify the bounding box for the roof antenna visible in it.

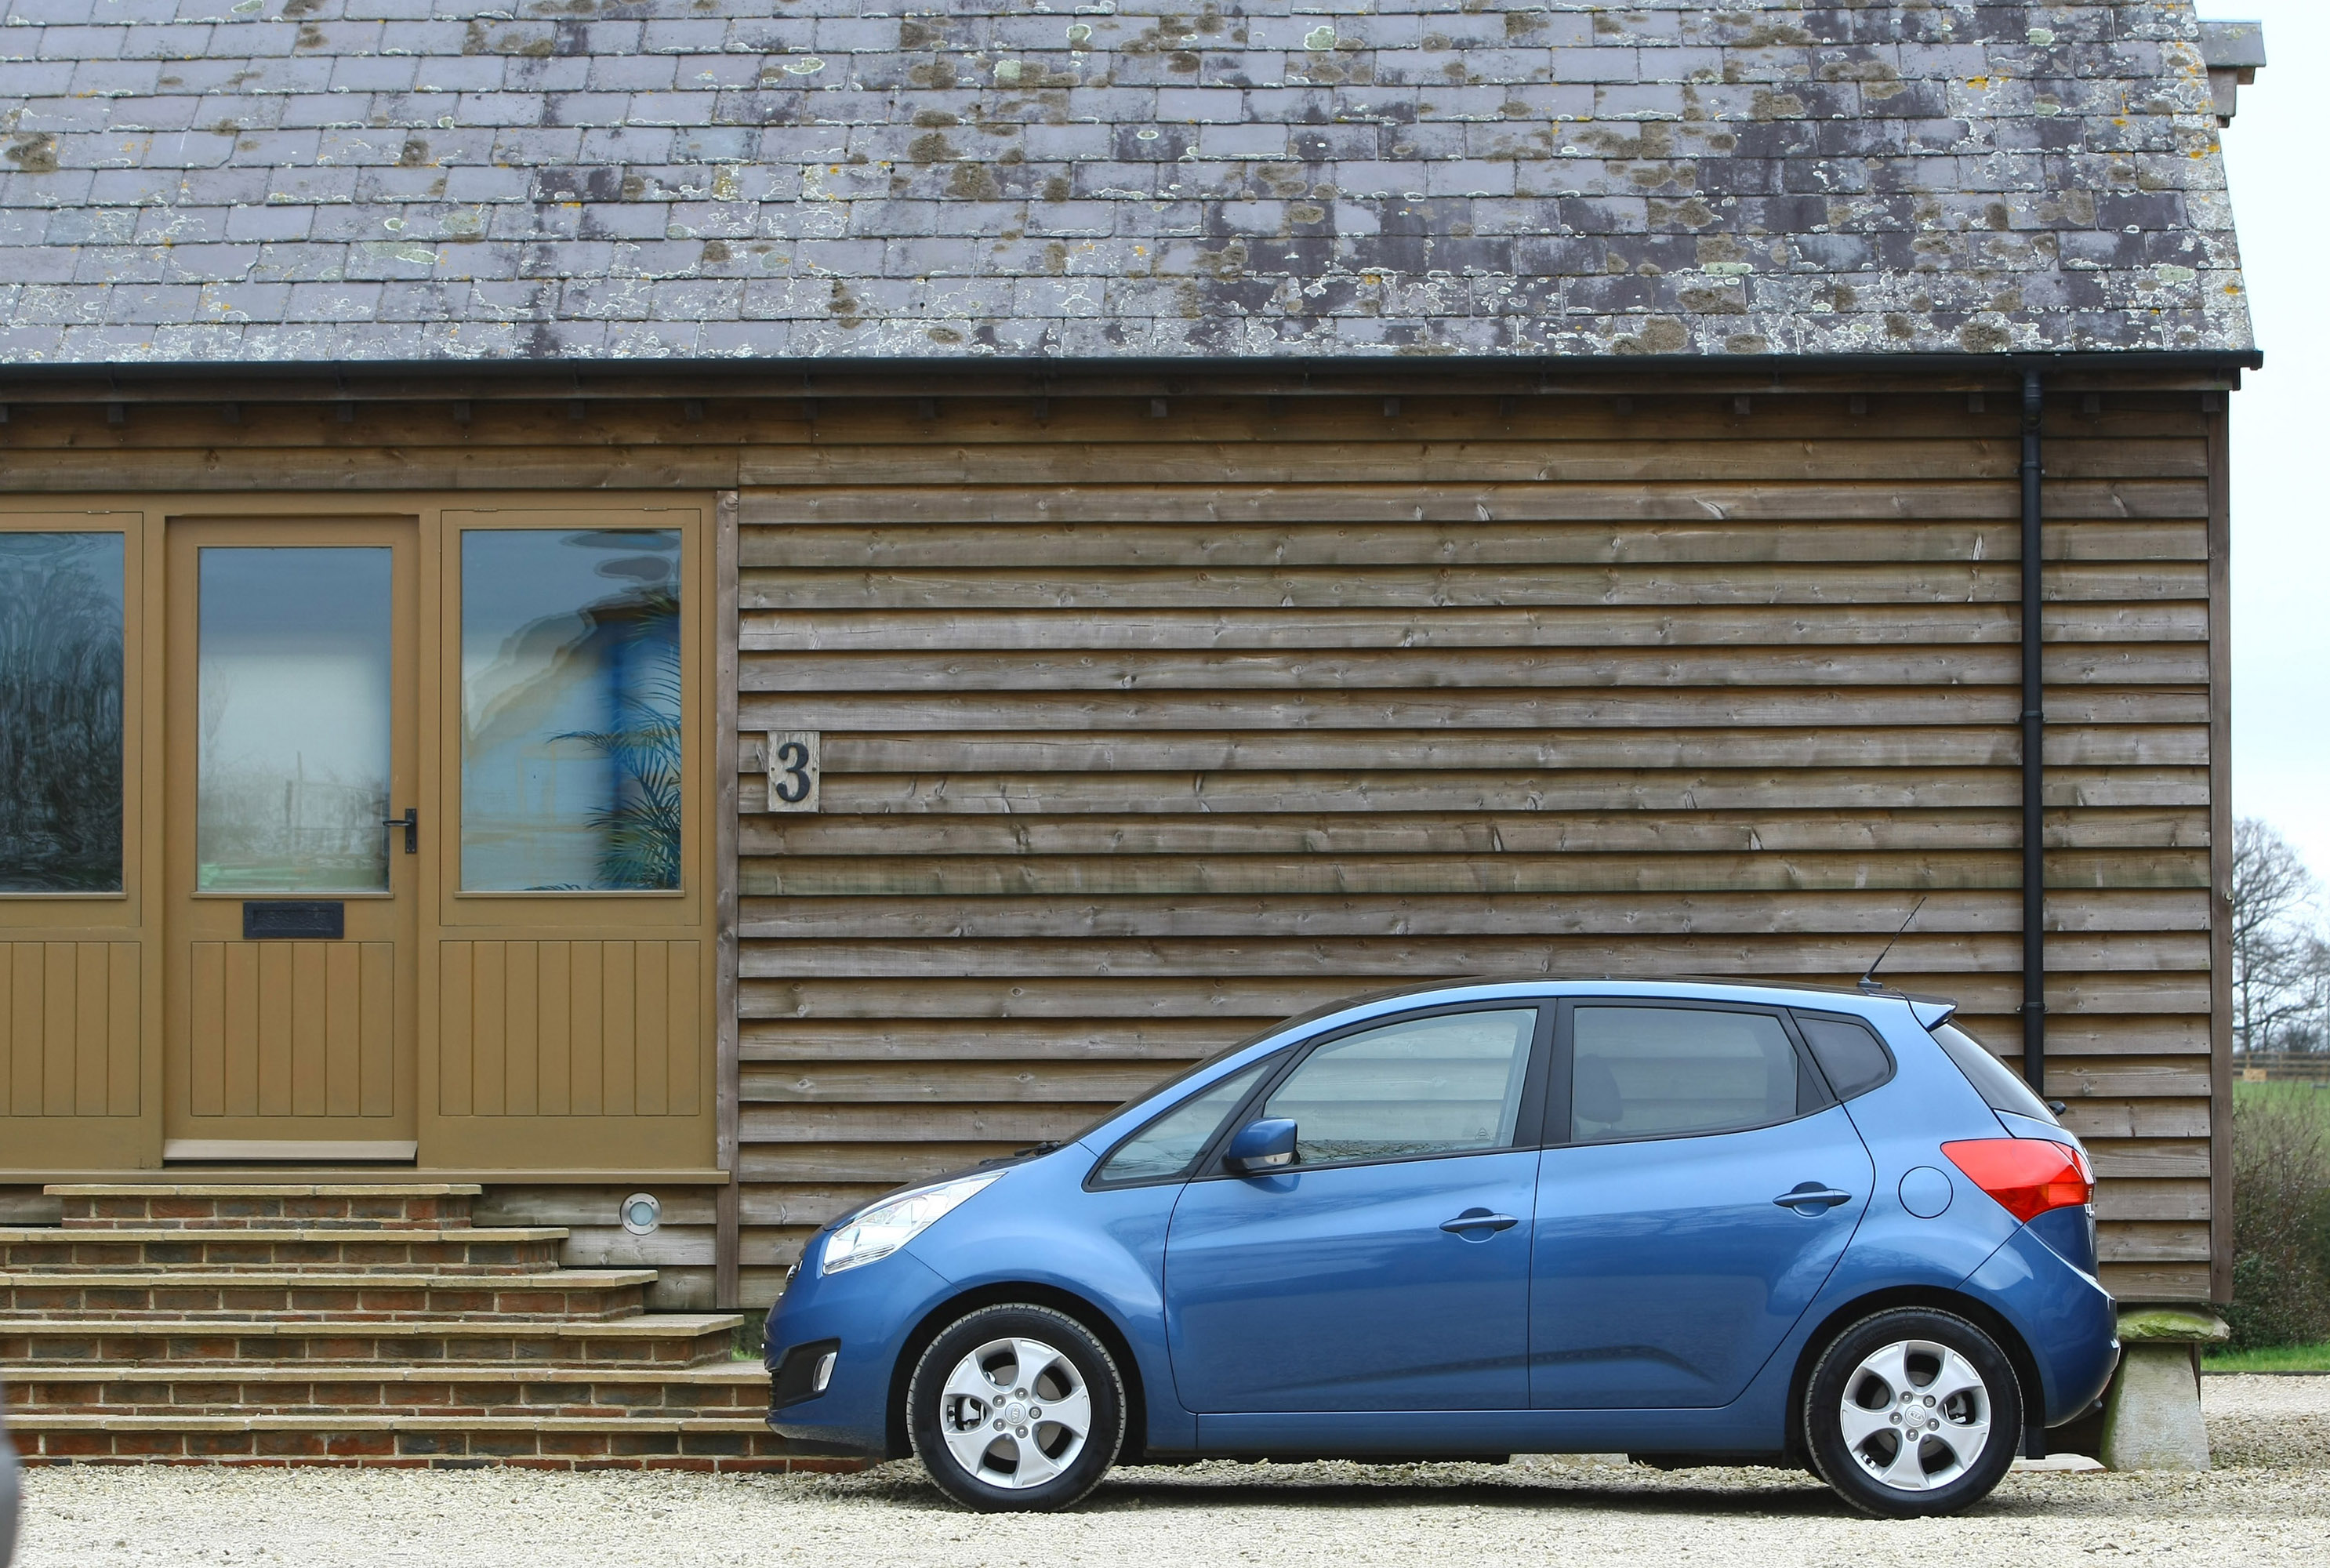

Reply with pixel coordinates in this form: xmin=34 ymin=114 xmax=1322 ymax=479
xmin=1858 ymin=897 xmax=1928 ymax=993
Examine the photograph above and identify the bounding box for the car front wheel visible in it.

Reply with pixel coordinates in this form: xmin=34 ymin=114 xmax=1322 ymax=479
xmin=1802 ymin=1307 xmax=2023 ymax=1519
xmin=906 ymin=1304 xmax=1126 ymax=1512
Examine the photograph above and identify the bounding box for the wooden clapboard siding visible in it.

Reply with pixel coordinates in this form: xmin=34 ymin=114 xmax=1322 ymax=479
xmin=730 ymin=390 xmax=2220 ymax=1308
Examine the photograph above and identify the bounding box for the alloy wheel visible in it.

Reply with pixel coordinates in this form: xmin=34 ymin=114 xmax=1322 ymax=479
xmin=935 ymin=1335 xmax=1094 ymax=1490
xmin=1835 ymin=1338 xmax=1993 ymax=1492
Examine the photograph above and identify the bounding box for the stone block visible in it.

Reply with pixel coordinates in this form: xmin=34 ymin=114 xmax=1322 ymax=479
xmin=2098 ymin=1307 xmax=2229 ymax=1472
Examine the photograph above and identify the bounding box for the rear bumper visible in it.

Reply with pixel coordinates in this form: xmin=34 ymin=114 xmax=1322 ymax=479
xmin=1965 ymin=1222 xmax=2121 ymax=1428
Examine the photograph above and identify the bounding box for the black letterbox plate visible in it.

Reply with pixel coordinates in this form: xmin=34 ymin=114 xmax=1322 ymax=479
xmin=241 ymin=901 xmax=346 ymax=940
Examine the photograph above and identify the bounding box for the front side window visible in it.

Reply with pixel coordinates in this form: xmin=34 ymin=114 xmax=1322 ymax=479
xmin=0 ymin=532 xmax=124 ymax=892
xmin=460 ymin=528 xmax=683 ymax=891
xmin=1262 ymin=1007 xmax=1537 ymax=1166
xmin=1095 ymin=1062 xmax=1270 ymax=1184
xmin=1570 ymin=1006 xmax=1818 ymax=1144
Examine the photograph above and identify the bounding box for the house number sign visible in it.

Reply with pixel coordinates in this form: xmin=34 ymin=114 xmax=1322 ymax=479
xmin=767 ymin=730 xmax=820 ymax=813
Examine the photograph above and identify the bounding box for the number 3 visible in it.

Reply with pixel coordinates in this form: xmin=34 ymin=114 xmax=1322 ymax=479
xmin=766 ymin=731 xmax=819 ymax=813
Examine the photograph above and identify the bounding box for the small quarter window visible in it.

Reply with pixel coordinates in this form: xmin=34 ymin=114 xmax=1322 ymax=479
xmin=1795 ymin=1014 xmax=1897 ymax=1101
xmin=1570 ymin=1007 xmax=1810 ymax=1143
xmin=1095 ymin=1062 xmax=1269 ymax=1185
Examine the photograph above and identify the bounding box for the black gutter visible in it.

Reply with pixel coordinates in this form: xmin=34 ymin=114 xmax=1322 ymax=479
xmin=2020 ymin=368 xmax=2048 ymax=1092
xmin=0 ymin=349 xmax=2262 ymax=402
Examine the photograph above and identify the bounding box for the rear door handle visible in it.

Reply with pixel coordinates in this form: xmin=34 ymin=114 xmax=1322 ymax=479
xmin=1773 ymin=1185 xmax=1854 ymax=1214
xmin=1439 ymin=1210 xmax=1520 ymax=1234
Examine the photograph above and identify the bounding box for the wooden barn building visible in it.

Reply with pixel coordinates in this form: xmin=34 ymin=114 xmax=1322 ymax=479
xmin=0 ymin=0 xmax=2266 ymax=1464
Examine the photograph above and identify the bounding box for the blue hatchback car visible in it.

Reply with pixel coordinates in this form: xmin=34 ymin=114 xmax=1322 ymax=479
xmin=764 ymin=979 xmax=2118 ymax=1519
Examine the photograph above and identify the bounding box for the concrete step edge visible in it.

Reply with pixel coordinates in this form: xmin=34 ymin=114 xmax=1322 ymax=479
xmin=46 ymin=1185 xmax=485 ymax=1199
xmin=0 ymin=1269 xmax=659 ymax=1288
xmin=0 ymin=1313 xmax=740 ymax=1337
xmin=5 ymin=1363 xmax=768 ymax=1384
xmin=0 ymin=1227 xmax=570 ymax=1245
xmin=12 ymin=1413 xmax=774 ymax=1432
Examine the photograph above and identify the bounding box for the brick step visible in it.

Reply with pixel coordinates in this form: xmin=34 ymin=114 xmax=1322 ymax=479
xmin=0 ymin=1226 xmax=570 ymax=1275
xmin=0 ymin=1314 xmax=742 ymax=1367
xmin=0 ymin=1269 xmax=657 ymax=1320
xmin=47 ymin=1185 xmax=481 ymax=1232
xmin=9 ymin=1412 xmax=829 ymax=1471
xmin=5 ymin=1360 xmax=770 ymax=1418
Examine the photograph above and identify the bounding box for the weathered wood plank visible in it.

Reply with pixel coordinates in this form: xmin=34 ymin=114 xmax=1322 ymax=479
xmin=736 ymin=933 xmax=2210 ymax=981
xmin=733 ymin=437 xmax=2206 ymax=488
xmin=740 ymin=604 xmax=2208 ymax=654
xmin=737 ymin=890 xmax=2211 ymax=942
xmin=735 ymin=645 xmax=2209 ymax=695
xmin=739 ymin=973 xmax=2212 ymax=1020
xmin=739 ymin=563 xmax=2209 ymax=611
xmin=737 ymin=520 xmax=2208 ymax=571
xmin=739 ymin=725 xmax=2208 ymax=773
xmin=737 ymin=765 xmax=2207 ymax=817
xmin=747 ymin=725 xmax=2209 ymax=773
xmin=737 ymin=688 xmax=2209 ymax=732
xmin=741 ymin=1018 xmax=1238 ymax=1062
xmin=740 ymin=481 xmax=2209 ymax=528
xmin=737 ymin=809 xmax=2213 ymax=860
xmin=739 ymin=850 xmax=2212 ymax=900
xmin=743 ymin=1062 xmax=1170 ymax=1105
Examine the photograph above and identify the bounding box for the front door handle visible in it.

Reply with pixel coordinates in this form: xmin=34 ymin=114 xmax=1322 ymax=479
xmin=1439 ymin=1210 xmax=1520 ymax=1235
xmin=1773 ymin=1184 xmax=1854 ymax=1214
xmin=382 ymin=808 xmax=418 ymax=855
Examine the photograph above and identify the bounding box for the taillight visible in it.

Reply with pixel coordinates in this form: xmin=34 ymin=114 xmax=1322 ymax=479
xmin=1940 ymin=1138 xmax=2094 ymax=1224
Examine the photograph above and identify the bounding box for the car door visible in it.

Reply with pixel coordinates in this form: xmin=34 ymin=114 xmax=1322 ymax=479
xmin=1163 ymin=1004 xmax=1547 ymax=1413
xmin=1530 ymin=1000 xmax=1874 ymax=1410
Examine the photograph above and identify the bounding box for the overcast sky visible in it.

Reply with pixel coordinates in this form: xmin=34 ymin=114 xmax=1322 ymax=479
xmin=2197 ymin=1 xmax=2328 ymax=880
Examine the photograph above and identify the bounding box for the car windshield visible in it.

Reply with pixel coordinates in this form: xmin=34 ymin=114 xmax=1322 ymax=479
xmin=1930 ymin=1022 xmax=2059 ymax=1125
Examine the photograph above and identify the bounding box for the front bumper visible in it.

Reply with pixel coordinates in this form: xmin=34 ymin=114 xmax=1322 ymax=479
xmin=761 ymin=1247 xmax=954 ymax=1457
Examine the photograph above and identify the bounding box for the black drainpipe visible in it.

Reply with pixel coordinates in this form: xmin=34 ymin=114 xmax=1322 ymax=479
xmin=2020 ymin=369 xmax=2047 ymax=1091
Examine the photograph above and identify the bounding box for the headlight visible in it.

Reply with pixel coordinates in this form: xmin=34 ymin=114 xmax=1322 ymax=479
xmin=819 ymin=1172 xmax=1001 ymax=1276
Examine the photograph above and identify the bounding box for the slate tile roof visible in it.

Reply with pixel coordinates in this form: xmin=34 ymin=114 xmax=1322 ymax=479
xmin=0 ymin=0 xmax=2255 ymax=363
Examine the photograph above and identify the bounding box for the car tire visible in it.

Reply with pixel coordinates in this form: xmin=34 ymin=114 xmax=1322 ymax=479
xmin=1802 ymin=1306 xmax=2023 ymax=1519
xmin=906 ymin=1304 xmax=1126 ymax=1513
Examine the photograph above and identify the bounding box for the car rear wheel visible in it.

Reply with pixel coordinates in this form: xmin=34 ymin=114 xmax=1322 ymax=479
xmin=906 ymin=1304 xmax=1125 ymax=1512
xmin=1803 ymin=1307 xmax=2023 ymax=1519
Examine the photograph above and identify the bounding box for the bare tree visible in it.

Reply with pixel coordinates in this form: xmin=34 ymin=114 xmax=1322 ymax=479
xmin=2232 ymin=818 xmax=2321 ymax=1055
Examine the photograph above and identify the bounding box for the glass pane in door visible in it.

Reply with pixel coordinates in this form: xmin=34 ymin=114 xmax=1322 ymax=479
xmin=0 ymin=532 xmax=125 ymax=892
xmin=196 ymin=548 xmax=393 ymax=892
xmin=460 ymin=529 xmax=682 ymax=892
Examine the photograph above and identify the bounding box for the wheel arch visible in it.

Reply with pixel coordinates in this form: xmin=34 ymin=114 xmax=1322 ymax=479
xmin=884 ymin=1282 xmax=1152 ymax=1464
xmin=1785 ymin=1286 xmax=2045 ymax=1465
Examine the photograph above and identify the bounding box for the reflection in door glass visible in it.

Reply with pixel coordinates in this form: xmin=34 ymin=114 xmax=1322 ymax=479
xmin=461 ymin=529 xmax=682 ymax=891
xmin=197 ymin=548 xmax=393 ymax=892
xmin=0 ymin=533 xmax=125 ymax=891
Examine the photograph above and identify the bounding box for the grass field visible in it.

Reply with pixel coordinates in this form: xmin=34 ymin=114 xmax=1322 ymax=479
xmin=2234 ymin=1078 xmax=2330 ymax=1124
xmin=2205 ymin=1341 xmax=2330 ymax=1373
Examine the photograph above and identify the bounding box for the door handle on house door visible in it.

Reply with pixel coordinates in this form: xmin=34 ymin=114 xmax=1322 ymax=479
xmin=382 ymin=808 xmax=418 ymax=855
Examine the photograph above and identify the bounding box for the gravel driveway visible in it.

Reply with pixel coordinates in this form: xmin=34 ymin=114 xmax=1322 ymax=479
xmin=13 ymin=1377 xmax=2325 ymax=1568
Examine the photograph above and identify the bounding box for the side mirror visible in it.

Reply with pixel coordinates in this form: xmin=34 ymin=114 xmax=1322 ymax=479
xmin=1222 ymin=1117 xmax=1298 ymax=1175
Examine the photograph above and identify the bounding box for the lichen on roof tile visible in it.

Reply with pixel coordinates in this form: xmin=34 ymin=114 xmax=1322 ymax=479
xmin=0 ymin=0 xmax=2254 ymax=363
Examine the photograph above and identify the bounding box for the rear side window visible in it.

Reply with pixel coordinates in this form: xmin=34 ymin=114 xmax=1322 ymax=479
xmin=1795 ymin=1014 xmax=1897 ymax=1101
xmin=1094 ymin=1062 xmax=1269 ymax=1185
xmin=1930 ymin=1022 xmax=2059 ymax=1125
xmin=1570 ymin=1006 xmax=1821 ymax=1143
